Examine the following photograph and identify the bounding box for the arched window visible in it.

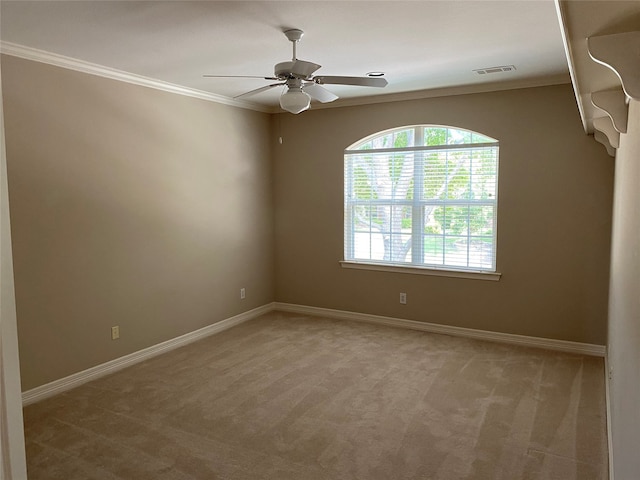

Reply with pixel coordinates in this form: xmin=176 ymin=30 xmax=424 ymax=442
xmin=344 ymin=125 xmax=499 ymax=273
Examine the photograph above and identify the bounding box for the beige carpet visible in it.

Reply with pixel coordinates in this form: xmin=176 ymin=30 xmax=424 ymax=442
xmin=23 ymin=312 xmax=608 ymax=479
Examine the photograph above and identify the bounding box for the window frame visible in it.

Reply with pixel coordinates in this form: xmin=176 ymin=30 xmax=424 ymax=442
xmin=342 ymin=125 xmax=501 ymax=281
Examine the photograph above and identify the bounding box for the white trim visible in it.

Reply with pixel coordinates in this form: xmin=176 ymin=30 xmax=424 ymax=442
xmin=21 ymin=303 xmax=274 ymax=406
xmin=0 ymin=58 xmax=28 ymax=478
xmin=1 ymin=42 xmax=570 ymax=117
xmin=340 ymin=261 xmax=501 ymax=281
xmin=274 ymin=302 xmax=606 ymax=357
xmin=344 ymin=141 xmax=499 ymax=155
xmin=588 ymin=32 xmax=640 ymax=102
xmin=0 ymin=42 xmax=272 ymax=114
xmin=591 ymin=89 xmax=628 ymax=134
xmin=312 ymin=74 xmax=571 ymax=112
xmin=22 ymin=301 xmax=607 ymax=408
xmin=554 ymin=0 xmax=588 ymax=133
xmin=605 ymin=351 xmax=614 ymax=480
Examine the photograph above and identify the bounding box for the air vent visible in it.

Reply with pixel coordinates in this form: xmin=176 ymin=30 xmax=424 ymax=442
xmin=474 ymin=65 xmax=516 ymax=75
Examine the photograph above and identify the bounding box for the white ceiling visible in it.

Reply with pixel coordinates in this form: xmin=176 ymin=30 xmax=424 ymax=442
xmin=1 ymin=1 xmax=570 ymax=112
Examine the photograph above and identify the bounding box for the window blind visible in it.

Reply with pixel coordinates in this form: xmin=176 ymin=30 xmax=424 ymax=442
xmin=344 ymin=126 xmax=499 ymax=272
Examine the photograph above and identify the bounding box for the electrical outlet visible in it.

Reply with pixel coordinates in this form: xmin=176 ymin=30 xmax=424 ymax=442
xmin=111 ymin=326 xmax=120 ymax=340
xmin=400 ymin=292 xmax=407 ymax=304
xmin=608 ymin=367 xmax=613 ymax=380
xmin=240 ymin=288 xmax=246 ymax=299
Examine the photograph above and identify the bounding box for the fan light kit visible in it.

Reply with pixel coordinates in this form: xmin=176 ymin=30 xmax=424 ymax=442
xmin=204 ymin=28 xmax=388 ymax=114
xmin=279 ymin=81 xmax=311 ymax=114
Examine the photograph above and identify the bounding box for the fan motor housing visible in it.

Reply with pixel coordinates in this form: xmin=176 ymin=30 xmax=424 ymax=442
xmin=275 ymin=62 xmax=296 ymax=79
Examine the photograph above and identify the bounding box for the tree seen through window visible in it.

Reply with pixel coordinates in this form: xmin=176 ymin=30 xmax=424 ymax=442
xmin=344 ymin=125 xmax=498 ymax=271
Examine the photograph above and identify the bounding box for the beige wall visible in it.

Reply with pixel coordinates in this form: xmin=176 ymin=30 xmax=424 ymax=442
xmin=1 ymin=54 xmax=615 ymax=393
xmin=608 ymin=98 xmax=640 ymax=479
xmin=1 ymin=55 xmax=274 ymax=390
xmin=274 ymin=84 xmax=613 ymax=344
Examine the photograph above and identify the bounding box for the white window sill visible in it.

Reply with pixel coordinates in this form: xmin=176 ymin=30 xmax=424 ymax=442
xmin=340 ymin=261 xmax=501 ymax=281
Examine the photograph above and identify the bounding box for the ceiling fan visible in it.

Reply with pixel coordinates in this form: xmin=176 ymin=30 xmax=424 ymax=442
xmin=204 ymin=29 xmax=388 ymax=114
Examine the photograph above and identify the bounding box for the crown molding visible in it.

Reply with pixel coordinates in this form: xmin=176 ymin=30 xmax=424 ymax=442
xmin=310 ymin=74 xmax=571 ymax=112
xmin=1 ymin=41 xmax=570 ymax=116
xmin=0 ymin=41 xmax=272 ymax=114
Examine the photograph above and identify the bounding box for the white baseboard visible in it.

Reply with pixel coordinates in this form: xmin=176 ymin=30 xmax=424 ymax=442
xmin=23 ymin=301 xmax=606 ymax=406
xmin=605 ymin=352 xmax=614 ymax=480
xmin=274 ymin=302 xmax=607 ymax=357
xmin=22 ymin=303 xmax=275 ymax=406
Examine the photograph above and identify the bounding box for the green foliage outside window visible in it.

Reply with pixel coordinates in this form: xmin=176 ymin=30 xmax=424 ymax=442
xmin=345 ymin=125 xmax=499 ymax=271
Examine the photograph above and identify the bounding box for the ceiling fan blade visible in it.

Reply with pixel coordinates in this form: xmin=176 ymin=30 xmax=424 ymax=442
xmin=290 ymin=60 xmax=322 ymax=79
xmin=234 ymin=83 xmax=284 ymax=99
xmin=302 ymin=83 xmax=339 ymax=103
xmin=314 ymin=76 xmax=388 ymax=87
xmin=203 ymin=75 xmax=280 ymax=80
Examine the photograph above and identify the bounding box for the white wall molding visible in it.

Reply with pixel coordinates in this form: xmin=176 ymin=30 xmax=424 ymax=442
xmin=274 ymin=302 xmax=607 ymax=357
xmin=554 ymin=0 xmax=588 ymax=133
xmin=2 ymin=41 xmax=571 ymax=118
xmin=594 ymin=116 xmax=620 ymax=149
xmin=591 ymin=89 xmax=628 ymax=133
xmin=588 ymin=31 xmax=640 ymax=102
xmin=1 ymin=56 xmax=28 ymax=479
xmin=340 ymin=260 xmax=501 ymax=281
xmin=605 ymin=351 xmax=615 ymax=480
xmin=23 ymin=301 xmax=607 ymax=406
xmin=0 ymin=42 xmax=272 ymax=114
xmin=22 ymin=303 xmax=275 ymax=406
xmin=594 ymin=130 xmax=616 ymax=157
xmin=313 ymin=74 xmax=571 ymax=111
